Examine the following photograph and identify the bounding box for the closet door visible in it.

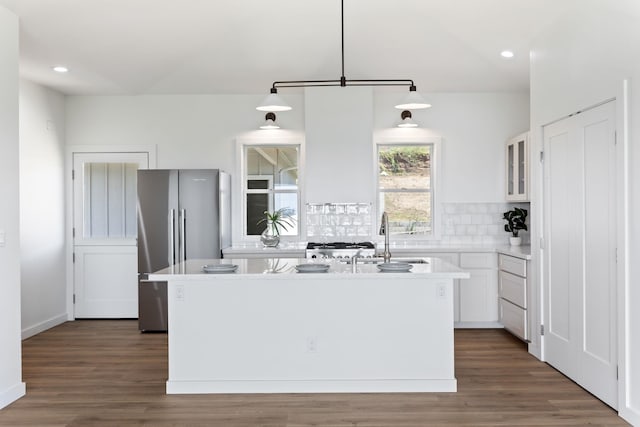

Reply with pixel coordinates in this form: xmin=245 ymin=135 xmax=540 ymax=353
xmin=543 ymin=100 xmax=617 ymax=408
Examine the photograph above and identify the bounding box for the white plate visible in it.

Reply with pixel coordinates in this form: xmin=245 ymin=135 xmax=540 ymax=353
xmin=203 ymin=264 xmax=238 ymax=273
xmin=377 ymin=262 xmax=413 ymax=272
xmin=295 ymin=263 xmax=330 ymax=273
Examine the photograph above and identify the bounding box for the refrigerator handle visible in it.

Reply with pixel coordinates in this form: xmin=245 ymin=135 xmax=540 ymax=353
xmin=179 ymin=208 xmax=186 ymax=263
xmin=169 ymin=209 xmax=176 ymax=265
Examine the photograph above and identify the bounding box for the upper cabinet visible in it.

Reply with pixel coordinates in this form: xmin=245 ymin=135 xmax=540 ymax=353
xmin=505 ymin=131 xmax=529 ymax=201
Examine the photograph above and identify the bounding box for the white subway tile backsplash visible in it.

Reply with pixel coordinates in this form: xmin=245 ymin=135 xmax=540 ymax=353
xmin=307 ymin=203 xmax=372 ymax=239
xmin=444 ymin=205 xmax=456 ymax=214
xmin=306 ymin=201 xmax=529 ymax=245
xmin=441 ymin=202 xmax=530 ymax=245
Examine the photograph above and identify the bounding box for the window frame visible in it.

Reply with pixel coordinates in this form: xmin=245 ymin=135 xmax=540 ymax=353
xmin=374 ymin=136 xmax=442 ymax=241
xmin=236 ymin=136 xmax=304 ymax=242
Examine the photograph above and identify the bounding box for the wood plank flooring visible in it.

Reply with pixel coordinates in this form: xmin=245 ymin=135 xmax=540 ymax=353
xmin=0 ymin=320 xmax=628 ymax=426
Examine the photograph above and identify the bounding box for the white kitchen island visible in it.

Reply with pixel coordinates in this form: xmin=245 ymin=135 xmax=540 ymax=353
xmin=149 ymin=257 xmax=469 ymax=394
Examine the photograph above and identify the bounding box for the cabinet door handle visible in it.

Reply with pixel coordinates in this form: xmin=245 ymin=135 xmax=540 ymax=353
xmin=169 ymin=209 xmax=176 ymax=265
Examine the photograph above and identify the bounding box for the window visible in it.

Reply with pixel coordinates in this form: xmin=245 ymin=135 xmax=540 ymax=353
xmin=243 ymin=144 xmax=300 ymax=237
xmin=377 ymin=142 xmax=437 ymax=238
xmin=82 ymin=162 xmax=139 ymax=239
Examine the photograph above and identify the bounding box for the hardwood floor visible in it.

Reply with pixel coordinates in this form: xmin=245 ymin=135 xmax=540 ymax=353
xmin=0 ymin=320 xmax=628 ymax=426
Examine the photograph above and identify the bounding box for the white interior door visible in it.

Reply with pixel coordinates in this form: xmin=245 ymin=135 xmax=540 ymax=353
xmin=73 ymin=152 xmax=149 ymax=318
xmin=543 ymin=101 xmax=618 ymax=408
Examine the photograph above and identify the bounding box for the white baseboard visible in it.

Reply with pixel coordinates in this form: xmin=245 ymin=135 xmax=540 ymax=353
xmin=21 ymin=313 xmax=68 ymax=340
xmin=0 ymin=382 xmax=26 ymax=410
xmin=619 ymin=406 xmax=640 ymax=426
xmin=454 ymin=321 xmax=503 ymax=329
xmin=166 ymin=378 xmax=457 ymax=394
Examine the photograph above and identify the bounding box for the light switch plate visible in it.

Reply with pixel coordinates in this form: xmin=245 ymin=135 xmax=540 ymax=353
xmin=0 ymin=230 xmax=5 ymax=247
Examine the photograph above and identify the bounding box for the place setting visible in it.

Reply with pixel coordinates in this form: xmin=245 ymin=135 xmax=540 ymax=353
xmin=202 ymin=264 xmax=238 ymax=274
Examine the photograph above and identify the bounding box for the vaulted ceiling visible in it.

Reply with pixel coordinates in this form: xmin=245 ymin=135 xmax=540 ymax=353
xmin=1 ymin=0 xmax=578 ymax=95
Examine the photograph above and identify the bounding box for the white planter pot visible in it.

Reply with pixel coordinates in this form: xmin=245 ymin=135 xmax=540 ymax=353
xmin=509 ymin=236 xmax=522 ymax=246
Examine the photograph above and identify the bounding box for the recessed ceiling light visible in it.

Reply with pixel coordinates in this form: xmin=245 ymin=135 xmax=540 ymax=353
xmin=52 ymin=66 xmax=69 ymax=73
xmin=500 ymin=50 xmax=514 ymax=58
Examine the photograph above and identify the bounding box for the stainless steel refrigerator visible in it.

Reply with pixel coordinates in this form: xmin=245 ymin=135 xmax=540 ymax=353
xmin=137 ymin=169 xmax=231 ymax=331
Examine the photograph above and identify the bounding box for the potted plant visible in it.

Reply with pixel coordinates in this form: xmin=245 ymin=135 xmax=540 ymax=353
xmin=257 ymin=207 xmax=295 ymax=247
xmin=503 ymin=207 xmax=528 ymax=246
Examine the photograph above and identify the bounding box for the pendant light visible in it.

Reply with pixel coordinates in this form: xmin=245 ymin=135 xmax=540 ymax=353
xmin=395 ymin=87 xmax=432 ymax=110
xmin=259 ymin=112 xmax=280 ymax=129
xmin=397 ymin=110 xmax=418 ymax=128
xmin=257 ymin=89 xmax=291 ymax=112
xmin=256 ymin=0 xmax=431 ymax=112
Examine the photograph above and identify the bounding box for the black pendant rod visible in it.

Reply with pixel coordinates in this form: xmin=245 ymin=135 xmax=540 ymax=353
xmin=341 ymin=0 xmax=346 ymax=86
xmin=268 ymin=0 xmax=417 ymax=92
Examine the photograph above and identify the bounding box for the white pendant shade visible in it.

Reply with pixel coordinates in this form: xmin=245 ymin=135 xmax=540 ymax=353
xmin=395 ymin=91 xmax=432 ymax=110
xmin=259 ymin=112 xmax=280 ymax=129
xmin=398 ymin=117 xmax=418 ymax=128
xmin=397 ymin=110 xmax=419 ymax=128
xmin=260 ymin=121 xmax=280 ymax=129
xmin=256 ymin=92 xmax=292 ymax=112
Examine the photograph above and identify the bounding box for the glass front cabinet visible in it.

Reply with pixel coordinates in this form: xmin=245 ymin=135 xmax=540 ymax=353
xmin=505 ymin=131 xmax=529 ymax=201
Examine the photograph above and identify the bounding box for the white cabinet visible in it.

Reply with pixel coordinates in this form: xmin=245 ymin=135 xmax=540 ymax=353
xmin=427 ymin=252 xmax=498 ymax=327
xmin=498 ymin=254 xmax=529 ymax=341
xmin=505 ymin=131 xmax=529 ymax=201
xmin=458 ymin=253 xmax=499 ymax=325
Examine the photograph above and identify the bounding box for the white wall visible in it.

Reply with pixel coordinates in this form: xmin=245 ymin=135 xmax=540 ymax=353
xmin=305 ymin=86 xmax=374 ymax=203
xmin=19 ymin=79 xmax=67 ymax=338
xmin=529 ymin=1 xmax=640 ymax=423
xmin=0 ymin=5 xmax=25 ymax=410
xmin=375 ymin=92 xmax=530 ymax=203
xmin=66 ymin=94 xmax=305 ymax=171
xmin=67 ymin=91 xmax=528 ymax=244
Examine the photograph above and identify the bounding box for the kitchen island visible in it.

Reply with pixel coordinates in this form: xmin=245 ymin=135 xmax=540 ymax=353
xmin=149 ymin=257 xmax=469 ymax=394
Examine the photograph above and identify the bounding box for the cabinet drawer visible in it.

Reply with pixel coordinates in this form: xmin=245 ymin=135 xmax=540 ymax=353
xmin=500 ymin=298 xmax=528 ymax=341
xmin=460 ymin=252 xmax=497 ymax=269
xmin=499 ymin=270 xmax=527 ymax=308
xmin=498 ymin=254 xmax=526 ymax=276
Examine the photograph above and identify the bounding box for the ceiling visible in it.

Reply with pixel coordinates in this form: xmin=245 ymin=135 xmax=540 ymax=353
xmin=1 ymin=0 xmax=577 ymax=96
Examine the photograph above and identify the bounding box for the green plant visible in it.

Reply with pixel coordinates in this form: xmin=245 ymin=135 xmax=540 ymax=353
xmin=503 ymin=207 xmax=528 ymax=237
xmin=257 ymin=208 xmax=295 ymax=235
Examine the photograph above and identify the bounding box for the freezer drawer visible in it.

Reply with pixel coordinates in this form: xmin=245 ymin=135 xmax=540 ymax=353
xmin=499 ymin=298 xmax=528 ymax=341
xmin=499 ymin=270 xmax=527 ymax=309
xmin=138 ymin=281 xmax=168 ymax=332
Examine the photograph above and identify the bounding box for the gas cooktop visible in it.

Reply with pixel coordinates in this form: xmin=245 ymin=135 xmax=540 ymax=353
xmin=306 ymin=242 xmax=375 ymax=250
xmin=305 ymin=241 xmax=376 ymax=259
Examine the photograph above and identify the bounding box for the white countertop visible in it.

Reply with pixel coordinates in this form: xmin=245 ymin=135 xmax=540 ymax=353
xmin=223 ymin=243 xmax=532 ymax=260
xmin=149 ymin=257 xmax=470 ymax=281
xmin=494 ymin=245 xmax=532 ymax=260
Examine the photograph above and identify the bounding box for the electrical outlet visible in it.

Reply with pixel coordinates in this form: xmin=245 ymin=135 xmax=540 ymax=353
xmin=306 ymin=337 xmax=318 ymax=353
xmin=437 ymin=285 xmax=446 ymax=299
xmin=176 ymin=285 xmax=185 ymax=301
xmin=0 ymin=230 xmax=5 ymax=247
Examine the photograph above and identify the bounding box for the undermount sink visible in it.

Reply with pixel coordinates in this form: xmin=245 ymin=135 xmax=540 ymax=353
xmin=341 ymin=257 xmax=428 ymax=265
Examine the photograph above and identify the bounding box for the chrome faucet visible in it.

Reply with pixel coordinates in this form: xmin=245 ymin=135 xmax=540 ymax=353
xmin=350 ymin=249 xmax=362 ymax=273
xmin=379 ymin=212 xmax=391 ymax=263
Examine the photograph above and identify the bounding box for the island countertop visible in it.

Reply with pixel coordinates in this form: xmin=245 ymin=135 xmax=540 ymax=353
xmin=148 ymin=257 xmax=470 ymax=281
xmin=154 ymin=257 xmax=467 ymax=395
